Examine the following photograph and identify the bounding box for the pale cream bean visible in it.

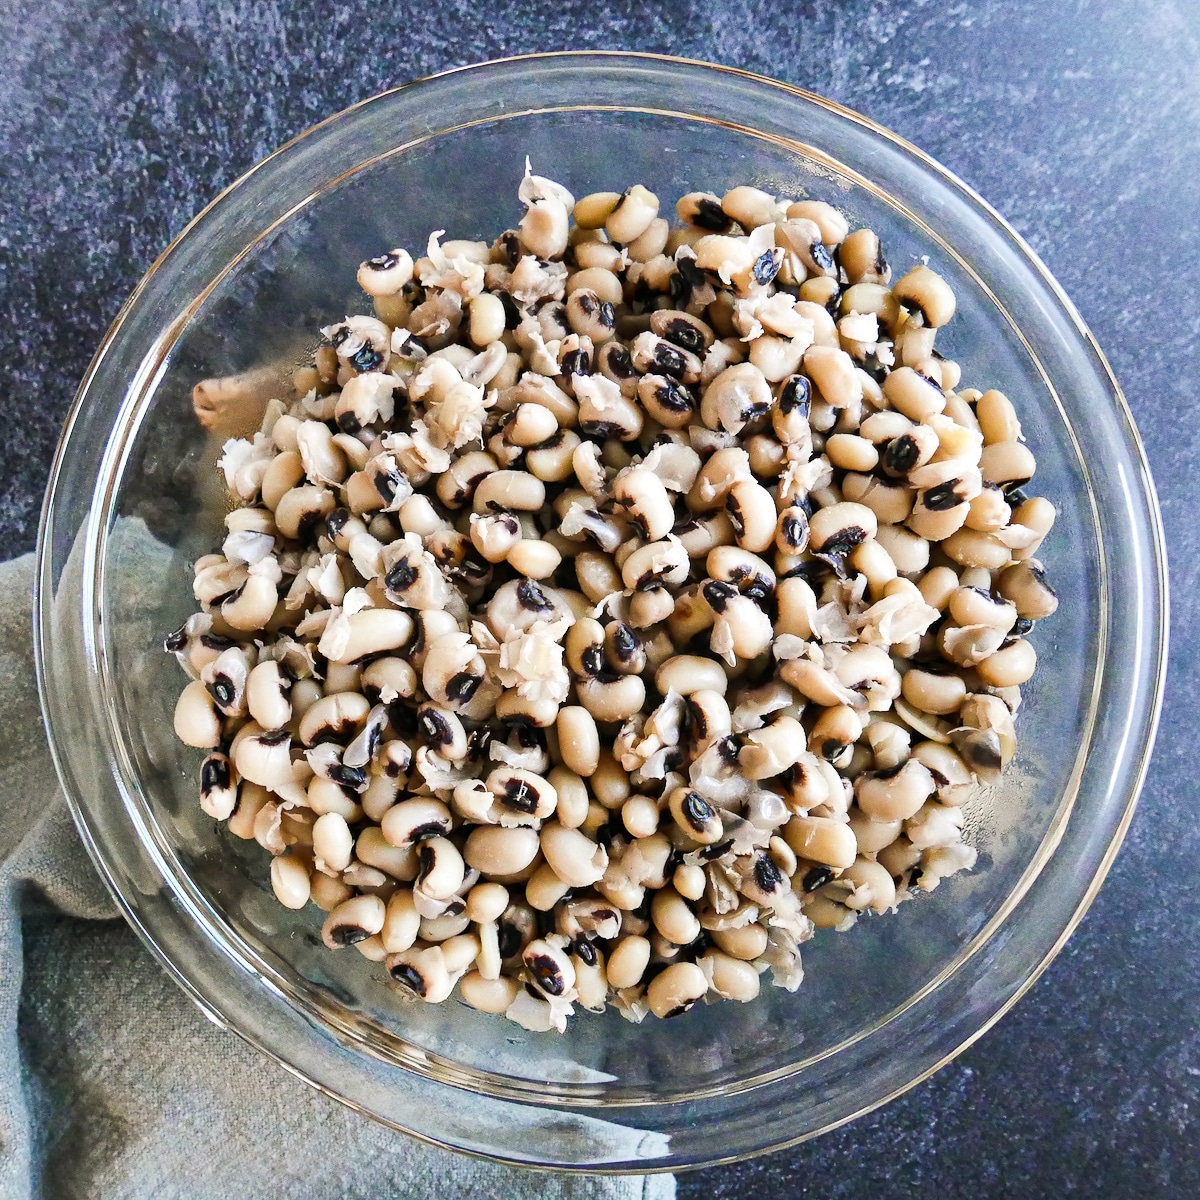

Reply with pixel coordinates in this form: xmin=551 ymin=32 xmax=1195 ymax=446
xmin=997 ymin=559 xmax=1058 ymax=620
xmin=174 ymin=680 xmax=222 ymax=748
xmin=460 ymin=971 xmax=521 ymax=1013
xmin=306 ymin=777 xmax=363 ymax=822
xmin=270 ymin=853 xmax=312 ymax=910
xmin=655 ymin=655 xmax=729 ymax=696
xmin=356 ymin=828 xmax=418 ymax=880
xmin=918 ymin=565 xmax=960 ymax=611
xmin=901 ymin=667 xmax=967 ymax=716
xmin=556 ymin=706 xmax=600 ymax=776
xmin=626 ymin=216 xmax=670 ymax=262
xmin=621 ymin=795 xmax=660 ymax=839
xmin=976 ymin=389 xmax=1022 ymax=444
xmin=548 ymin=766 xmax=590 ymax=829
xmin=786 ymin=199 xmax=849 ymax=245
xmin=312 ymin=812 xmax=354 ymax=874
xmin=322 ymin=894 xmax=386 ymax=949
xmin=647 ymin=961 xmax=708 ymax=1018
xmin=606 ymin=935 xmax=652 ymax=989
xmin=856 ymin=759 xmax=936 ymax=821
xmin=721 ymin=184 xmax=782 ymax=229
xmin=826 ymin=433 xmax=880 ymax=472
xmin=525 ymin=863 xmax=572 ymax=912
xmin=380 ymin=889 xmax=421 ymax=954
xmin=704 ymin=951 xmax=762 ymax=1003
xmin=463 ymin=826 xmax=541 ymax=877
xmin=980 ymin=440 xmax=1037 ymax=485
xmin=577 ymin=674 xmax=646 ymax=723
xmin=726 ymin=478 xmax=777 ymax=553
xmin=882 ymin=366 xmax=946 ymax=422
xmin=468 ymin=292 xmax=507 ymax=348
xmin=841 ymin=857 xmax=898 ymax=913
xmin=539 ymin=822 xmax=609 ymax=887
xmin=573 ymin=191 xmax=622 ymax=228
xmin=892 ymin=264 xmax=956 ymax=327
xmin=784 ymin=815 xmax=857 ymax=869
xmin=506 ymin=538 xmax=561 ymax=580
xmin=949 ymin=585 xmax=1018 ymax=632
xmin=673 ymin=862 xmax=707 ymax=902
xmin=848 ymin=811 xmax=904 ymax=854
xmin=941 ymin=527 xmax=1012 ymax=570
xmin=809 ymin=502 xmax=878 ymax=553
xmin=875 ymin=524 xmax=931 ymax=575
xmin=606 ymin=185 xmax=659 ymax=243
xmin=712 ymin=922 xmax=770 ymax=961
xmin=976 ymin=639 xmax=1037 ymax=687
xmin=472 ymin=470 xmax=545 ymax=514
xmin=565 ymin=266 xmax=624 ymax=307
xmin=590 ymin=751 xmax=631 ymax=810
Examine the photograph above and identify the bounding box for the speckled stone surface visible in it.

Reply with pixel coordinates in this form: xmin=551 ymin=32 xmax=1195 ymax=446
xmin=2 ymin=1 xmax=1197 ymax=1194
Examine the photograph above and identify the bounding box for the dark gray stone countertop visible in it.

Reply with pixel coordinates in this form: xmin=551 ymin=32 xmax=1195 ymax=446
xmin=2 ymin=2 xmax=1197 ymax=1195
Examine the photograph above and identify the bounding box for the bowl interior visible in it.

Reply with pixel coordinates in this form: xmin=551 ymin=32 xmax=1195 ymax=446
xmin=100 ymin=106 xmax=1100 ymax=1104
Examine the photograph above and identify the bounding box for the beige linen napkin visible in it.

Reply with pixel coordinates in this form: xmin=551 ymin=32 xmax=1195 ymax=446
xmin=0 ymin=552 xmax=675 ymax=1200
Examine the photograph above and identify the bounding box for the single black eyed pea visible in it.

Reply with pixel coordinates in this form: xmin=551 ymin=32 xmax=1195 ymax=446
xmin=848 ymin=810 xmax=904 ymax=855
xmin=573 ymin=190 xmax=622 ymax=228
xmin=626 ymin=216 xmax=670 ymax=262
xmin=826 ymin=433 xmax=880 ymax=473
xmin=556 ymin=706 xmax=600 ymax=777
xmin=472 ymin=470 xmax=545 ymax=514
xmin=966 ymin=484 xmax=1013 ymax=533
xmin=676 ymin=190 xmax=733 ymax=232
xmin=436 ymin=450 xmax=498 ymax=510
xmin=882 ymin=366 xmax=946 ymax=422
xmin=312 ymin=811 xmax=354 ymax=873
xmin=907 ymin=499 xmax=971 ymax=543
xmin=574 ymin=551 xmax=624 ymax=605
xmin=976 ymin=389 xmax=1022 ymax=444
xmin=463 ymin=826 xmax=541 ymax=877
xmin=856 ymin=759 xmax=936 ymax=822
xmin=901 ymin=667 xmax=968 ymax=716
xmin=468 ymin=292 xmax=507 ymax=348
xmin=980 ymin=440 xmax=1037 ymax=485
xmin=711 ymin=922 xmax=770 ymax=962
xmin=940 ymin=527 xmax=1012 ymax=570
xmin=459 ymin=971 xmax=521 ymax=1014
xmin=573 ymin=240 xmax=625 ymax=273
xmin=876 ymin=837 xmax=923 ymax=878
xmin=606 ymin=935 xmax=652 ymax=989
xmin=657 ymin=888 xmax=700 ymax=950
xmin=622 ymin=795 xmax=660 ymax=839
xmin=976 ymin=639 xmax=1037 ymax=688
xmin=647 ymin=961 xmax=709 ymax=1019
xmin=916 ymin=565 xmax=960 ymax=612
xmin=726 ymin=478 xmax=777 ymax=553
xmin=174 ymin=680 xmax=222 ymax=749
xmin=614 ymin=467 xmax=675 ymax=542
xmin=1009 ymin=497 xmax=1057 ymax=560
xmin=306 ymin=777 xmax=363 ymax=823
xmin=808 ymin=706 xmax=865 ymax=767
xmin=809 ymin=501 xmax=879 ymax=555
xmin=784 ymin=815 xmax=858 ymax=870
xmin=721 ymin=184 xmax=782 ymax=229
xmin=703 ymin=951 xmax=762 ymax=1003
xmin=996 ymin=559 xmax=1059 ymax=620
xmin=655 ymin=655 xmax=729 ymax=697
xmin=841 ymin=857 xmax=898 ymax=913
xmin=590 ymin=750 xmax=632 ymax=810
xmin=948 ymin=585 xmax=1019 ymax=633
xmin=892 ymin=264 xmax=956 ymax=328
xmin=673 ymin=862 xmax=707 ymax=901
xmin=602 ymin=184 xmax=659 ymax=243
xmin=786 ymin=199 xmax=850 ymax=246
xmin=525 ymin=863 xmax=572 ymax=912
xmin=526 ymin=430 xmax=582 ymax=484
xmin=322 ymin=893 xmax=386 ymax=950
xmin=667 ymin=786 xmax=724 ymax=845
xmin=874 ymin=524 xmax=931 ymax=575
xmin=270 ymin=853 xmax=312 ymax=910
xmin=506 ymin=538 xmax=561 ymax=580
xmin=261 ymin=451 xmax=306 ymax=511
xmin=308 ymin=871 xmax=353 ymax=913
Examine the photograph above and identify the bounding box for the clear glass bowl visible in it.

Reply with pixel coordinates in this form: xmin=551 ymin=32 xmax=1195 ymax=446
xmin=35 ymin=53 xmax=1168 ymax=1173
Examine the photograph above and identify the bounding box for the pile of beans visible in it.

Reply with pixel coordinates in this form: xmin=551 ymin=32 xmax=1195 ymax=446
xmin=168 ymin=169 xmax=1058 ymax=1031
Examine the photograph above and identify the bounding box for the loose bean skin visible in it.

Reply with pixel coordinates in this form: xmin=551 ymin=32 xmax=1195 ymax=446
xmin=171 ymin=168 xmax=1053 ymax=1032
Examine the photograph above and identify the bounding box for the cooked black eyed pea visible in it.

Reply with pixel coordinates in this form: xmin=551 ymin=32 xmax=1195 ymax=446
xmin=856 ymin=758 xmax=936 ymax=821
xmin=540 ymin=821 xmax=609 ymax=887
xmin=626 ymin=216 xmax=670 ymax=262
xmin=739 ymin=715 xmax=806 ymax=780
xmin=901 ymin=666 xmax=968 ymax=716
xmin=627 ymin=587 xmax=676 ymax=630
xmin=948 ymin=585 xmax=1019 ymax=633
xmin=565 ymin=287 xmax=618 ymax=343
xmin=892 ymin=264 xmax=956 ymax=328
xmin=668 ymin=786 xmax=724 ymax=844
xmin=565 ymin=617 xmax=606 ymax=678
xmin=808 ymin=502 xmax=879 ymax=556
xmin=322 ymin=894 xmax=386 ymax=949
xmin=677 ymin=190 xmax=734 ymax=232
xmin=882 ymin=366 xmax=946 ymax=423
xmin=784 ymin=815 xmax=858 ymax=869
xmin=656 ymin=654 xmax=729 ymax=696
xmin=966 ymin=482 xmax=1013 ymax=532
xmin=636 ymin=373 xmax=697 ymax=428
xmin=841 ymin=857 xmax=898 ymax=914
xmin=605 ymin=185 xmax=660 ymax=243
xmin=522 ymin=938 xmax=577 ymax=998
xmin=463 ymin=826 xmax=541 ymax=877
xmin=573 ymin=190 xmax=622 ymax=229
xmin=594 ymin=339 xmax=640 ymax=397
xmin=556 ymin=706 xmax=600 ymax=777
xmin=620 ymin=537 xmax=690 ymax=592
xmin=381 ymin=797 xmax=453 ymax=849
xmin=415 ymin=703 xmax=469 ymax=760
xmin=603 ymin=621 xmax=647 ymax=675
xmin=486 ymin=767 xmax=558 ymax=821
xmin=312 ymin=811 xmax=354 ymax=873
xmin=701 ymin=361 xmax=774 ymax=435
xmin=357 ymin=248 xmax=414 ymax=297
xmin=613 ymin=467 xmax=676 ymax=541
xmin=650 ymin=308 xmax=716 ymax=357
xmin=435 ymin=450 xmax=497 ymax=509
xmin=839 ymin=228 xmax=890 ymax=285
xmin=269 ymin=853 xmax=312 ymax=910
xmin=576 ymin=673 xmax=646 ymax=723
xmin=630 ymin=331 xmax=702 ymax=383
xmin=996 ymin=559 xmax=1059 ymax=620
xmin=573 ymin=551 xmax=624 ymax=605
xmin=472 ymin=469 xmax=546 ymax=514
xmin=875 ymin=524 xmax=931 ymax=575
xmin=979 ymin=440 xmax=1037 ymax=486
xmin=174 ymin=680 xmax=222 ymax=749
xmin=976 ymin=639 xmax=1037 ymax=687
xmin=199 ymin=751 xmax=238 ymax=820
xmin=606 ymin=935 xmax=652 ymax=989
xmin=386 ymin=945 xmax=455 ymax=1003
xmin=940 ymin=527 xmax=1011 ymax=571
xmin=808 ymin=705 xmax=865 ymax=767
xmin=646 ymin=961 xmax=708 ymax=1019
xmin=414 ymin=836 xmax=466 ymax=901
xmin=725 ymin=478 xmax=777 ymax=553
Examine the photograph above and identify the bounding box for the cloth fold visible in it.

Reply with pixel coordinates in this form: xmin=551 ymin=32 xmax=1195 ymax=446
xmin=0 ymin=553 xmax=674 ymax=1200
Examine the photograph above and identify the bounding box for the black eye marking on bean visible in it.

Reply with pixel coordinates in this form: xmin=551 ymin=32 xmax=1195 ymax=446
xmin=389 ymin=962 xmax=427 ymax=994
xmin=802 ymin=866 xmax=833 ymax=893
xmin=883 ymin=435 xmax=920 ymax=475
xmin=923 ymin=481 xmax=962 ymax=511
xmin=385 ymin=559 xmax=418 ymax=592
xmin=753 ymin=855 xmax=784 ymax=892
xmin=200 ymin=756 xmax=231 ymax=793
xmin=683 ymin=791 xmax=716 ymax=828
xmin=446 ymin=671 xmax=482 ymax=704
xmin=330 ymin=924 xmax=370 ymax=947
xmin=329 ymin=764 xmax=367 ymax=789
xmin=778 ymin=374 xmax=811 ymax=416
xmin=694 ymin=197 xmax=732 ymax=231
xmin=752 ymin=249 xmax=781 ymax=286
xmin=527 ymin=952 xmax=566 ymax=995
xmin=502 ymin=778 xmax=539 ymax=813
